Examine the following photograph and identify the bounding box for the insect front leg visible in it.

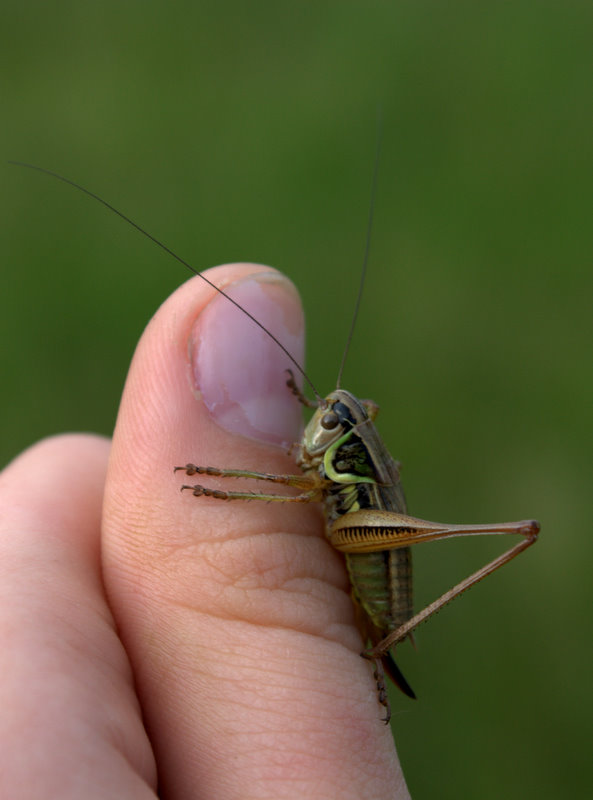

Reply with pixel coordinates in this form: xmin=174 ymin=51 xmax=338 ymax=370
xmin=175 ymin=463 xmax=325 ymax=503
xmin=285 ymin=369 xmax=318 ymax=408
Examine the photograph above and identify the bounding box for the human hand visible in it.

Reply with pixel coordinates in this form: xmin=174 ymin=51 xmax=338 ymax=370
xmin=0 ymin=263 xmax=409 ymax=798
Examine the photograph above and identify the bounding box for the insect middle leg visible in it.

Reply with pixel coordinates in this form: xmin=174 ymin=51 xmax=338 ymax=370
xmin=175 ymin=463 xmax=323 ymax=503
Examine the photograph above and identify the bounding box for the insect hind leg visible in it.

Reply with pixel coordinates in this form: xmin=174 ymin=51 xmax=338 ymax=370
xmin=367 ymin=657 xmax=391 ymax=724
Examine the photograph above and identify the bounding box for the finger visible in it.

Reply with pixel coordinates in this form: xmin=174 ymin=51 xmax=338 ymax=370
xmin=102 ymin=263 xmax=408 ymax=799
xmin=0 ymin=434 xmax=157 ymax=798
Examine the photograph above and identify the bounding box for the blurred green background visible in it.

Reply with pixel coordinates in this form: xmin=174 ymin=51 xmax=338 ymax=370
xmin=2 ymin=2 xmax=591 ymax=797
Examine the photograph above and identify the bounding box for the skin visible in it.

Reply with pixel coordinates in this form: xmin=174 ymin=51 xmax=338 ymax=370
xmin=0 ymin=263 xmax=409 ymax=799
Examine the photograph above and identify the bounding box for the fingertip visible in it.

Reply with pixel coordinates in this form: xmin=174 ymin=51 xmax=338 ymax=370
xmin=103 ymin=260 xmax=314 ymax=581
xmin=191 ymin=269 xmax=305 ymax=448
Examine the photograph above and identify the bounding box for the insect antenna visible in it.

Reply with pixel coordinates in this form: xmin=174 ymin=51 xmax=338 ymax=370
xmin=335 ymin=116 xmax=382 ymax=390
xmin=8 ymin=160 xmax=321 ymax=401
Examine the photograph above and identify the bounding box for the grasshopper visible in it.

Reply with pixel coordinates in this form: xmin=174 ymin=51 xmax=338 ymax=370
xmin=176 ymin=383 xmax=538 ymax=721
xmin=171 ymin=147 xmax=540 ymax=720
xmin=12 ymin=160 xmax=539 ymax=722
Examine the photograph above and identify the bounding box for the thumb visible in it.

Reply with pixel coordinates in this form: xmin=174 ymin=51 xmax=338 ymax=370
xmin=102 ymin=263 xmax=407 ymax=799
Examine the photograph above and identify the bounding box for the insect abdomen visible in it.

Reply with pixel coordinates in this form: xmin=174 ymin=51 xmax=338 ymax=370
xmin=346 ymin=546 xmax=413 ymax=633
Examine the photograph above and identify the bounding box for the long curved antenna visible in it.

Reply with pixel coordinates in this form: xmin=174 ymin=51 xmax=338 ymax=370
xmin=335 ymin=112 xmax=382 ymax=389
xmin=9 ymin=160 xmax=321 ymax=402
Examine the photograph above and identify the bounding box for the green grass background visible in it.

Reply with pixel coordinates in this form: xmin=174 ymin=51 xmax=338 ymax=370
xmin=2 ymin=2 xmax=591 ymax=797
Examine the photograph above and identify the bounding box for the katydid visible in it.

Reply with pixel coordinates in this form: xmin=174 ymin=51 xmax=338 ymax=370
xmin=10 ymin=160 xmax=539 ymax=722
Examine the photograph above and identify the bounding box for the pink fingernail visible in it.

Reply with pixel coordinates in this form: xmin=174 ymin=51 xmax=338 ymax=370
xmin=190 ymin=271 xmax=305 ymax=447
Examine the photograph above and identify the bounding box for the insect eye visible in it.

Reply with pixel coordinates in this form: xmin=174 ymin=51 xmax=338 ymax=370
xmin=321 ymin=411 xmax=340 ymax=430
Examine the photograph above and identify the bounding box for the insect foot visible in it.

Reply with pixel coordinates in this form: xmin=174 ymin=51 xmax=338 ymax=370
xmin=180 ymin=484 xmax=230 ymax=500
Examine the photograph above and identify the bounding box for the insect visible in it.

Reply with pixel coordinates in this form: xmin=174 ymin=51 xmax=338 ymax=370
xmin=11 ymin=159 xmax=539 ymax=722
